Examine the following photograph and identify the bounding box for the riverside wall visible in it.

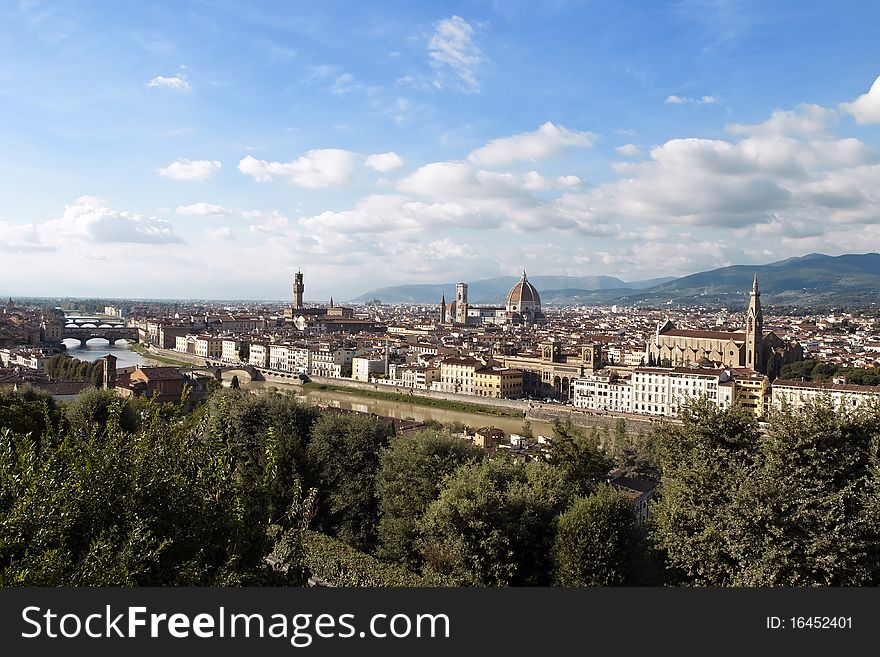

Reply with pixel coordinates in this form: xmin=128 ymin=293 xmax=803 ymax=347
xmin=142 ymin=349 xmax=677 ymax=433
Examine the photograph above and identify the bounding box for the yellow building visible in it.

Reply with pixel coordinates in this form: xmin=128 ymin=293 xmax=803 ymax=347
xmin=501 ymin=340 xmax=602 ymax=400
xmin=437 ymin=357 xmax=481 ymax=394
xmin=732 ymin=370 xmax=770 ymax=417
xmin=474 ymin=367 xmax=523 ymax=399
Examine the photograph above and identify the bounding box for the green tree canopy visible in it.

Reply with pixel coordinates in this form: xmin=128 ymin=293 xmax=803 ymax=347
xmin=419 ymin=457 xmax=572 ymax=586
xmin=554 ymin=485 xmax=640 ymax=586
xmin=546 ymin=418 xmax=614 ymax=496
xmin=306 ymin=412 xmax=394 ymax=552
xmin=376 ymin=429 xmax=484 ymax=569
xmin=651 ymin=397 xmax=880 ymax=586
xmin=0 ymin=395 xmax=310 ymax=586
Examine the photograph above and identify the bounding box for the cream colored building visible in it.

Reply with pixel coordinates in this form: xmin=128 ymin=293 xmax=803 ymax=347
xmin=194 ymin=335 xmax=223 ymax=360
xmin=473 ymin=367 xmax=523 ymax=399
xmin=435 ymin=357 xmax=482 ymax=395
xmin=221 ymin=338 xmax=241 ymax=363
xmin=771 ymin=378 xmax=880 ymax=412
xmin=249 ymin=342 xmax=269 ymax=369
xmin=501 ymin=340 xmax=602 ymax=400
xmin=571 ymin=371 xmax=632 ymax=413
xmin=632 ymin=366 xmax=731 ymax=417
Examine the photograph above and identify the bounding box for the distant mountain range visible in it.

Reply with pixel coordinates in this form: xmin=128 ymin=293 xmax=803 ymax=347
xmin=352 ymin=253 xmax=880 ymax=307
xmin=351 ymin=275 xmax=675 ymax=304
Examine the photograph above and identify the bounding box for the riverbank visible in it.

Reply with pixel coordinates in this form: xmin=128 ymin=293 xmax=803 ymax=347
xmin=131 ymin=343 xmax=197 ymax=367
xmin=302 ymin=382 xmax=525 ymax=419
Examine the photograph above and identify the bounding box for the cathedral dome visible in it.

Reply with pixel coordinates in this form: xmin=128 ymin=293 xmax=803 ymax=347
xmin=506 ymin=270 xmax=541 ymax=312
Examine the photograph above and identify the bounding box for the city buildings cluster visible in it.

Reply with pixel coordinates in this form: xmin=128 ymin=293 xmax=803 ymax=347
xmin=5 ymin=271 xmax=880 ymax=417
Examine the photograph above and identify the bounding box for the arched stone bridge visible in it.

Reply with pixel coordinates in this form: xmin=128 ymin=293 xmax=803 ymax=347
xmin=65 ymin=317 xmax=126 ymax=327
xmin=192 ymin=362 xmax=262 ymax=382
xmin=62 ymin=326 xmax=139 ymax=347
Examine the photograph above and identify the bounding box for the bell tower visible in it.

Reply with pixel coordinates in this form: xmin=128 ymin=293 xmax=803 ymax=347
xmin=455 ymin=283 xmax=468 ymax=325
xmin=745 ymin=273 xmax=764 ymax=372
xmin=293 ymin=270 xmax=304 ymax=309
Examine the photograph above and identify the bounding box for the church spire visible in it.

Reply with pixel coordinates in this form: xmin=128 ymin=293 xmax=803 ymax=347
xmin=745 ymin=273 xmax=764 ymax=372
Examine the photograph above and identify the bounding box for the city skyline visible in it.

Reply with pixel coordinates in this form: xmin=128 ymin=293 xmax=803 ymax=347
xmin=3 ymin=1 xmax=880 ymax=300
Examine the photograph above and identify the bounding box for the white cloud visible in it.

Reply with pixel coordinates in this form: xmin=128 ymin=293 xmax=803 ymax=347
xmin=158 ymin=158 xmax=221 ymax=181
xmin=365 ymin=152 xmax=404 ymax=172
xmin=726 ymin=104 xmax=837 ymax=137
xmin=205 ymin=226 xmax=234 ymax=240
xmin=248 ymin=211 xmax=292 ymax=235
xmin=238 ymin=149 xmax=357 ymax=187
xmin=176 ymin=202 xmax=231 ymax=217
xmin=330 ymin=72 xmax=359 ymax=95
xmin=468 ymin=122 xmax=595 ymax=167
xmin=0 ymin=222 xmax=56 ymax=252
xmin=665 ymin=94 xmax=718 ymax=105
xmin=615 ymin=143 xmax=642 ymax=157
xmin=146 ymin=74 xmax=191 ymax=91
xmin=428 ymin=15 xmax=483 ymax=92
xmin=841 ymin=75 xmax=880 ymax=124
xmin=556 ymin=175 xmax=583 ymax=188
xmin=45 ymin=196 xmax=183 ymax=244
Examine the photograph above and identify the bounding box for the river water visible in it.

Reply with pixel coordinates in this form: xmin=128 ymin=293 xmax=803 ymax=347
xmin=60 ymin=311 xmax=553 ymax=436
xmin=62 ymin=339 xmax=161 ymax=368
xmin=245 ymin=381 xmax=557 ymax=437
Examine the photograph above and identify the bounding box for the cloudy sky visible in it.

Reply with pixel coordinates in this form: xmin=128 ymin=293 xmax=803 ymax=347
xmin=3 ymin=1 xmax=880 ymax=301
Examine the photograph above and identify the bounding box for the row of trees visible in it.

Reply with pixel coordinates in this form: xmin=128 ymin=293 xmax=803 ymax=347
xmin=43 ymin=354 xmax=103 ymax=386
xmin=779 ymin=358 xmax=880 ymax=386
xmin=3 ymin=383 xmax=880 ymax=586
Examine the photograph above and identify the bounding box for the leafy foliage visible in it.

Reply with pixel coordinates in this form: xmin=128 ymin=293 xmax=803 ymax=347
xmin=0 ymin=386 xmax=62 ymax=438
xmin=554 ymin=485 xmax=640 ymax=586
xmin=0 ymin=396 xmax=308 ymax=586
xmin=546 ymin=418 xmax=614 ymax=495
xmin=43 ymin=353 xmax=103 ymax=384
xmin=652 ymin=397 xmax=880 ymax=586
xmin=419 ymin=457 xmax=572 ymax=586
xmin=306 ymin=412 xmax=395 ymax=552
xmin=301 ymin=530 xmax=425 ymax=587
xmin=376 ymin=430 xmax=484 ymax=569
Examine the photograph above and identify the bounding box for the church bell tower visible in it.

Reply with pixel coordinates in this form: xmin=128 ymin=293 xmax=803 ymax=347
xmin=745 ymin=273 xmax=764 ymax=372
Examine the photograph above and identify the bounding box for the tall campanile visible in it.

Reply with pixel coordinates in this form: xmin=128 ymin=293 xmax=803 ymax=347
xmin=455 ymin=283 xmax=468 ymax=325
xmin=745 ymin=273 xmax=764 ymax=372
xmin=293 ymin=270 xmax=304 ymax=310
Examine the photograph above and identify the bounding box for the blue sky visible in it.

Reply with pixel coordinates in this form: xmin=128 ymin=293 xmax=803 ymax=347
xmin=3 ymin=0 xmax=880 ymax=300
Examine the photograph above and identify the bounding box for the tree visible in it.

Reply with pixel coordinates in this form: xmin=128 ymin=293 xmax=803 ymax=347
xmin=64 ymin=388 xmax=140 ymax=437
xmin=650 ymin=398 xmax=760 ymax=585
xmin=201 ymin=389 xmax=319 ymax=524
xmin=306 ymin=412 xmax=394 ymax=552
xmin=0 ymin=386 xmax=61 ymax=438
xmin=231 ymin=375 xmax=240 ymax=389
xmin=238 ymin=343 xmax=250 ymax=363
xmin=0 ymin=396 xmax=310 ymax=586
xmin=554 ymin=485 xmax=640 ymax=586
xmin=419 ymin=457 xmax=572 ymax=586
xmin=376 ymin=430 xmax=484 ymax=569
xmin=546 ymin=418 xmax=613 ymax=496
xmin=729 ymin=399 xmax=880 ymax=585
xmin=651 ymin=396 xmax=880 ymax=586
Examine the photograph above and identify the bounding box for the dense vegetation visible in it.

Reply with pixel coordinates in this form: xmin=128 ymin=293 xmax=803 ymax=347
xmin=1 ymin=384 xmax=879 ymax=586
xmin=303 ymin=382 xmax=524 ymax=417
xmin=43 ymin=353 xmax=103 ymax=385
xmin=779 ymin=358 xmax=880 ymax=386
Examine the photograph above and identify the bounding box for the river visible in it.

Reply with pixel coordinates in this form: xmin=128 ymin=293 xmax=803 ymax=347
xmin=62 ymin=339 xmax=163 ymax=368
xmin=244 ymin=380 xmax=557 ymax=438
